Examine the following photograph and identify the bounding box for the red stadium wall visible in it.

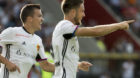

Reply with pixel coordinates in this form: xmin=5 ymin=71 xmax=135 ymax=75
xmin=83 ymin=0 xmax=140 ymax=51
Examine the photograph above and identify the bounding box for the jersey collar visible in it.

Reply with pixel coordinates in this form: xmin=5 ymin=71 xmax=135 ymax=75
xmin=22 ymin=27 xmax=32 ymax=34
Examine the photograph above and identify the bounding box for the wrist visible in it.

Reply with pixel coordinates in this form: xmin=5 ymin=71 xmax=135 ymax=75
xmin=109 ymin=23 xmax=121 ymax=30
xmin=0 ymin=55 xmax=9 ymax=65
xmin=117 ymin=22 xmax=126 ymax=30
xmin=4 ymin=61 xmax=9 ymax=65
xmin=78 ymin=62 xmax=81 ymax=69
xmin=4 ymin=59 xmax=12 ymax=66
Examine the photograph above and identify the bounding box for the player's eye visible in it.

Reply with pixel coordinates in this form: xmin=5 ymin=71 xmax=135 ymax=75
xmin=38 ymin=14 xmax=42 ymax=17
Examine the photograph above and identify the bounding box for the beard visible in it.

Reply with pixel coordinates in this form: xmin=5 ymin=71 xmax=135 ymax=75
xmin=74 ymin=16 xmax=81 ymax=25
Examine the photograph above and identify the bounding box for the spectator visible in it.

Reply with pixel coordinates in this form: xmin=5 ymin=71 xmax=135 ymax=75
xmin=122 ymin=60 xmax=135 ymax=78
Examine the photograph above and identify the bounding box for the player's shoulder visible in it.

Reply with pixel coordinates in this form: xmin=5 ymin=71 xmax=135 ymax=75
xmin=2 ymin=27 xmax=21 ymax=33
xmin=34 ymin=34 xmax=42 ymax=41
xmin=57 ymin=20 xmax=74 ymax=27
xmin=5 ymin=26 xmax=22 ymax=30
xmin=60 ymin=20 xmax=72 ymax=24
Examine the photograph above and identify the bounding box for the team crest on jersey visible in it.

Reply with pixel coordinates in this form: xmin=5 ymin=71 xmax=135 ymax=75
xmin=37 ymin=44 xmax=40 ymax=52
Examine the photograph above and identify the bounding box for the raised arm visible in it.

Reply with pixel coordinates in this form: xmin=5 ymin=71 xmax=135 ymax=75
xmin=75 ymin=20 xmax=135 ymax=37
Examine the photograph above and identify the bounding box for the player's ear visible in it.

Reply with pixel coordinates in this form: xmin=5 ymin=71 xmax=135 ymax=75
xmin=70 ymin=9 xmax=76 ymax=18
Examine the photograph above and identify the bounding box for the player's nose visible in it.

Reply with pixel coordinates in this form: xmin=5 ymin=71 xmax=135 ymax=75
xmin=83 ymin=13 xmax=85 ymax=17
xmin=41 ymin=17 xmax=44 ymax=22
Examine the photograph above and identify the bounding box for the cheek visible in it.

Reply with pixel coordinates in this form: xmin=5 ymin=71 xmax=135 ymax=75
xmin=35 ymin=20 xmax=40 ymax=25
xmin=78 ymin=15 xmax=82 ymax=21
xmin=77 ymin=13 xmax=82 ymax=19
xmin=33 ymin=20 xmax=39 ymax=27
xmin=80 ymin=13 xmax=84 ymax=18
xmin=33 ymin=21 xmax=38 ymax=26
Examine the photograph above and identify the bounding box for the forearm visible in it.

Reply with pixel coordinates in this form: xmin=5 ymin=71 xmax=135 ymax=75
xmin=89 ymin=23 xmax=121 ymax=36
xmin=0 ymin=55 xmax=10 ymax=65
xmin=76 ymin=23 xmax=121 ymax=37
xmin=40 ymin=61 xmax=55 ymax=72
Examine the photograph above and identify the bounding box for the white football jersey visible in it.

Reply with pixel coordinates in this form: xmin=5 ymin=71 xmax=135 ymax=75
xmin=52 ymin=20 xmax=79 ymax=78
xmin=0 ymin=27 xmax=47 ymax=78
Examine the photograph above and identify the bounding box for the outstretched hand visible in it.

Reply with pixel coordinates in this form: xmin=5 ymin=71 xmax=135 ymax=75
xmin=126 ymin=20 xmax=135 ymax=23
xmin=78 ymin=61 xmax=93 ymax=72
xmin=5 ymin=61 xmax=21 ymax=73
xmin=119 ymin=20 xmax=135 ymax=30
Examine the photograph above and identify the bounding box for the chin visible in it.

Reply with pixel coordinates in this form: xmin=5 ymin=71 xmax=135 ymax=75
xmin=36 ymin=27 xmax=41 ymax=31
xmin=38 ymin=25 xmax=42 ymax=30
xmin=38 ymin=27 xmax=41 ymax=30
xmin=76 ymin=21 xmax=81 ymax=25
xmin=79 ymin=21 xmax=82 ymax=25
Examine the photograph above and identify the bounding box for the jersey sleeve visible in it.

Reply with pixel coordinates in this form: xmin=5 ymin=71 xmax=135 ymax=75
xmin=0 ymin=27 xmax=15 ymax=45
xmin=36 ymin=39 xmax=47 ymax=62
xmin=62 ymin=23 xmax=78 ymax=39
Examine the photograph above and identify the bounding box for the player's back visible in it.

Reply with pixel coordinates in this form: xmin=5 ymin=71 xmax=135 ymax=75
xmin=52 ymin=20 xmax=79 ymax=78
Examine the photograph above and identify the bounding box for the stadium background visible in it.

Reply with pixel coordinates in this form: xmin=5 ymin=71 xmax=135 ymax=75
xmin=0 ymin=0 xmax=140 ymax=78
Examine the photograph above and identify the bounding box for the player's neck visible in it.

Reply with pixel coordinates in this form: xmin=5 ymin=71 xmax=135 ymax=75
xmin=23 ymin=23 xmax=35 ymax=34
xmin=64 ymin=16 xmax=76 ymax=25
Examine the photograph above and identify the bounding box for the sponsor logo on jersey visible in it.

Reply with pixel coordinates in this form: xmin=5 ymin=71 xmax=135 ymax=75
xmin=16 ymin=49 xmax=35 ymax=59
xmin=16 ymin=34 xmax=30 ymax=38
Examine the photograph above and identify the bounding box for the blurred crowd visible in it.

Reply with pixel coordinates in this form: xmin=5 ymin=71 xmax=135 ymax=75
xmin=104 ymin=0 xmax=140 ymax=37
xmin=0 ymin=0 xmax=54 ymax=51
xmin=91 ymin=0 xmax=140 ymax=78
xmin=0 ymin=0 xmax=31 ymax=28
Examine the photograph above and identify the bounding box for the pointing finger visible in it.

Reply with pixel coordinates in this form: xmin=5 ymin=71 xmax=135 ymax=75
xmin=126 ymin=20 xmax=135 ymax=23
xmin=16 ymin=66 xmax=21 ymax=73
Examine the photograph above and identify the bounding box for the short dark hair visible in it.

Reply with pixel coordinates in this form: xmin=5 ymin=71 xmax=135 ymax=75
xmin=20 ymin=4 xmax=41 ymax=23
xmin=61 ymin=0 xmax=84 ymax=14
